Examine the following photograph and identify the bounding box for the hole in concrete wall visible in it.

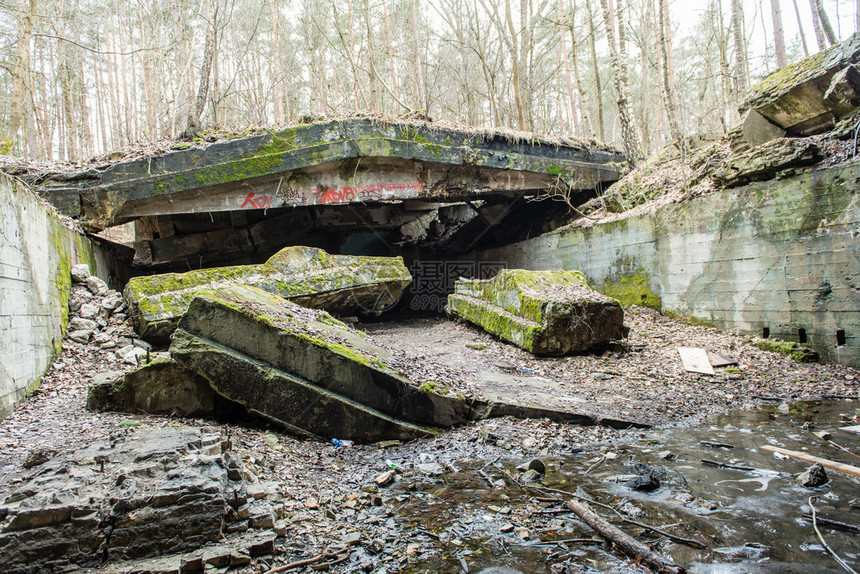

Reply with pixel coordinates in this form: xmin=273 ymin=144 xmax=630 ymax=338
xmin=762 ymin=327 xmax=770 ymax=338
xmin=837 ymin=330 xmax=846 ymax=346
xmin=798 ymin=328 xmax=807 ymax=343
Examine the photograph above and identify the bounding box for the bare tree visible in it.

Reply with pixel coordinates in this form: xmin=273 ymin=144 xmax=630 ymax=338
xmin=3 ymin=0 xmax=38 ymax=154
xmin=599 ymin=0 xmax=642 ymax=164
xmin=731 ymin=0 xmax=749 ymax=95
xmin=771 ymin=0 xmax=787 ymax=67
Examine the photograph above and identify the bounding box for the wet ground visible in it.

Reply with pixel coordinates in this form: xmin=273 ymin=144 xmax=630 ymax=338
xmin=377 ymin=399 xmax=860 ymax=573
xmin=1 ymin=308 xmax=859 ymax=572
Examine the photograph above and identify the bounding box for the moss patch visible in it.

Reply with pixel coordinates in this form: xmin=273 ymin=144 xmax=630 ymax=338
xmin=600 ymin=274 xmax=661 ymax=309
xmin=754 ymin=339 xmax=819 ymax=363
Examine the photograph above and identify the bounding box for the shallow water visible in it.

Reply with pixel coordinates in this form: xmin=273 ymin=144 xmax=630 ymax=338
xmin=394 ymin=400 xmax=860 ymax=573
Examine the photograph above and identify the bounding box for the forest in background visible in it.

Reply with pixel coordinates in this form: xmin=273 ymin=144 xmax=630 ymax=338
xmin=0 ymin=0 xmax=856 ymax=163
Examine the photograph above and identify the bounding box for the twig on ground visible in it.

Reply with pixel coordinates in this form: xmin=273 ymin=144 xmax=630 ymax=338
xmin=809 ymin=497 xmax=859 ymax=574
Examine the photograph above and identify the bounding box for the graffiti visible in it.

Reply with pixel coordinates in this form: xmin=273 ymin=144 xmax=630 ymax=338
xmin=240 ymin=192 xmax=273 ymax=209
xmin=242 ymin=181 xmax=425 ymax=208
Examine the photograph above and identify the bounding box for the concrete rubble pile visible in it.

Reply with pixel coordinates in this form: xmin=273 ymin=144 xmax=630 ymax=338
xmin=68 ymin=263 xmax=151 ymax=366
xmin=166 ymin=284 xmax=466 ymax=441
xmin=446 ymin=269 xmax=627 ymax=355
xmin=0 ymin=426 xmax=279 ymax=574
xmin=124 ymin=245 xmax=412 ymax=345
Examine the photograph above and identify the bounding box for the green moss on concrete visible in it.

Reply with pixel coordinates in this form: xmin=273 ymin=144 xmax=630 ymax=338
xmin=600 ymin=274 xmax=661 ymax=309
xmin=662 ymin=309 xmax=716 ymax=328
xmin=754 ymin=339 xmax=819 ymax=363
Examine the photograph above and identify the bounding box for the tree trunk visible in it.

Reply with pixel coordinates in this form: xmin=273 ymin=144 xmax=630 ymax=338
xmin=814 ymin=0 xmax=837 ymax=45
xmin=411 ymin=0 xmax=426 ymax=111
xmin=189 ymin=0 xmax=219 ymax=135
xmin=658 ymin=0 xmax=683 ymax=151
xmin=771 ymin=0 xmax=787 ymax=67
xmin=383 ymin=0 xmax=398 ymax=99
xmin=558 ymin=0 xmax=580 ymax=135
xmin=599 ymin=0 xmax=642 ymax=165
xmin=731 ymin=0 xmax=749 ymax=96
xmin=3 ymin=0 xmax=38 ymax=153
xmin=791 ymin=0 xmax=810 ymax=56
xmin=809 ymin=0 xmax=828 ymax=49
xmin=271 ymin=1 xmax=285 ymax=123
xmin=505 ymin=0 xmax=526 ymax=130
xmin=585 ymin=0 xmax=605 ymax=141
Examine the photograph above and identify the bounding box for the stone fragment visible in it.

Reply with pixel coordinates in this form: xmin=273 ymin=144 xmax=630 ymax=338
xmin=447 ymin=269 xmax=627 ymax=355
xmin=93 ymin=332 xmax=113 ymax=346
xmin=118 ymin=345 xmax=147 ymax=366
xmin=796 ymin=462 xmax=829 ymax=488
xmin=68 ymin=330 xmax=93 ymax=344
xmin=71 ymin=263 xmax=91 ymax=282
xmin=87 ymin=361 xmax=216 ymax=417
xmin=102 ymin=293 xmax=124 ymax=311
xmin=0 ymin=427 xmax=247 ymax=572
xmin=740 ymin=34 xmax=860 ymax=135
xmin=22 ymin=446 xmax=58 ymax=469
xmin=375 ymin=470 xmax=396 ymax=487
xmin=738 ymin=110 xmax=787 ymax=150
xmin=247 ymin=501 xmax=275 ymax=529
xmin=170 ymin=284 xmax=462 ymax=441
xmin=626 ymin=474 xmax=660 ymax=492
xmin=69 ymin=317 xmax=98 ymax=332
xmin=79 ymin=302 xmax=100 ymax=319
xmin=86 ymin=275 xmax=109 ymax=296
xmin=711 ymin=138 xmax=822 ymax=188
xmin=417 ymin=462 xmax=445 ymax=476
xmin=124 ymin=245 xmax=412 ymax=344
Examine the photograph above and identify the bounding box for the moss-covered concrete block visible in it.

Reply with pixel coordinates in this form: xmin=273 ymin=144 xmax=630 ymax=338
xmin=740 ymin=33 xmax=860 ymax=135
xmin=711 ymin=138 xmax=822 ymax=187
xmin=446 ymin=269 xmax=627 ymax=355
xmin=124 ymin=245 xmax=411 ymax=345
xmin=170 ymin=284 xmax=469 ymax=441
xmin=86 ymin=360 xmax=216 ymax=416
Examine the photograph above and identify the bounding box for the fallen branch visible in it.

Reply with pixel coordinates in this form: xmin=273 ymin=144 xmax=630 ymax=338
xmin=701 ymin=459 xmax=756 ymax=472
xmin=761 ymin=446 xmax=860 ymax=478
xmin=564 ymin=499 xmax=686 ymax=574
xmin=801 ymin=513 xmax=860 ymax=534
xmin=619 ymin=516 xmax=707 ymax=549
xmin=266 ymin=549 xmax=341 ymax=573
xmin=809 ymin=497 xmax=859 ymax=574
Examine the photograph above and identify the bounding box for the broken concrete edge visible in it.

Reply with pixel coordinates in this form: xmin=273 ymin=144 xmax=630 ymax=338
xmin=124 ymin=246 xmax=412 ymax=345
xmin=173 ymin=284 xmax=475 ymax=427
xmin=447 ymin=269 xmax=627 ymax=355
xmin=711 ymin=138 xmax=823 ymax=188
xmin=86 ymin=359 xmax=217 ymax=417
xmin=33 ymin=118 xmax=626 ymax=230
xmin=169 ymin=328 xmax=439 ymax=443
xmin=740 ymin=32 xmax=860 ymax=115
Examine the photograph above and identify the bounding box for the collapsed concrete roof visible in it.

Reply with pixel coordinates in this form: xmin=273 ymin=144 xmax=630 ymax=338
xmin=32 ymin=118 xmax=625 ymax=233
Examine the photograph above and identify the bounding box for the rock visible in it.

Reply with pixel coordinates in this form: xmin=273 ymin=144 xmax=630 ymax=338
xmin=169 ymin=284 xmax=464 ymax=441
xmin=711 ymin=138 xmax=822 ymax=188
xmin=738 ymin=110 xmax=787 ymax=149
xmin=68 ymin=317 xmax=98 ymax=332
xmin=101 ymin=293 xmax=124 ymax=311
xmin=85 ymin=275 xmax=109 ymax=296
xmin=123 ymin=245 xmax=412 ymax=344
xmin=0 ymin=427 xmax=249 ymax=572
xmin=87 ymin=361 xmax=216 ymax=417
xmin=446 ymin=269 xmax=627 ymax=355
xmin=342 ymin=532 xmax=362 ymax=546
xmin=796 ymin=463 xmax=829 ymax=488
xmin=71 ymin=263 xmax=91 ymax=282
xmin=375 ymin=470 xmax=396 ymax=487
xmin=626 ymin=474 xmax=660 ymax=492
xmin=515 ymin=459 xmax=546 ymax=475
xmin=68 ymin=329 xmax=93 ymax=344
xmin=417 ymin=463 xmax=445 ymax=476
xmin=273 ymin=520 xmax=287 ymax=537
xmin=79 ymin=302 xmax=100 ymax=319
xmin=93 ymin=332 xmax=113 ymax=346
xmin=520 ymin=469 xmax=543 ymax=484
xmin=657 ymin=450 xmax=676 ymax=460
xmin=22 ymin=446 xmax=59 ymax=469
xmin=740 ymin=34 xmax=860 ymax=135
xmin=118 ymin=345 xmax=148 ymax=366
xmin=619 ymin=502 xmax=645 ymax=519
xmin=247 ymin=501 xmax=275 ymax=529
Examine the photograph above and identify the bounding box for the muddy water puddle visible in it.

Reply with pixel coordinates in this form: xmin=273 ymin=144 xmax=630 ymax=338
xmin=391 ymin=400 xmax=860 ymax=573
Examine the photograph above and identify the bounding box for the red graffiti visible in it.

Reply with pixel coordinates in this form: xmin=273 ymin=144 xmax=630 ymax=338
xmin=316 ymin=186 xmax=356 ymax=204
xmin=240 ymin=192 xmax=273 ymax=209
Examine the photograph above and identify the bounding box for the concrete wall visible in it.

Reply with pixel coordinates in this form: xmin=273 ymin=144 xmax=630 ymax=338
xmin=0 ymin=175 xmax=118 ymax=417
xmin=474 ymin=161 xmax=860 ymax=367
